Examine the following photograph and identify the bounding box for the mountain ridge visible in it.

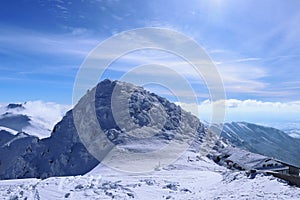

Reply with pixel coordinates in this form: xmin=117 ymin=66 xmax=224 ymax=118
xmin=0 ymin=79 xmax=206 ymax=179
xmin=219 ymin=121 xmax=300 ymax=167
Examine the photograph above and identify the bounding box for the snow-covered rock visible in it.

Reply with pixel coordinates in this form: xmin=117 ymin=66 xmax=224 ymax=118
xmin=0 ymin=80 xmax=207 ymax=180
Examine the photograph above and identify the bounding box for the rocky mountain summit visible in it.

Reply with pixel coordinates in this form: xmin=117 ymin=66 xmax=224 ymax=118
xmin=0 ymin=79 xmax=208 ymax=179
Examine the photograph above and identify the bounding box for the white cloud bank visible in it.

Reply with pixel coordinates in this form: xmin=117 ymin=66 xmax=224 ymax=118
xmin=0 ymin=101 xmax=71 ymax=138
xmin=178 ymin=99 xmax=300 ymax=125
xmin=21 ymin=101 xmax=71 ymax=132
xmin=2 ymin=99 xmax=299 ymax=137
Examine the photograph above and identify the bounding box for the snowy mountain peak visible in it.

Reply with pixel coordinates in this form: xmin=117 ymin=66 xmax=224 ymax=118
xmin=6 ymin=103 xmax=24 ymax=110
xmin=73 ymin=79 xmax=210 ymax=172
xmin=0 ymin=79 xmax=209 ymax=179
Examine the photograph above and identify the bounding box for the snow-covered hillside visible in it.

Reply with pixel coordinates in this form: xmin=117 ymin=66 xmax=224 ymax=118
xmin=0 ymin=150 xmax=299 ymax=200
xmin=217 ymin=122 xmax=300 ymax=167
xmin=0 ymin=101 xmax=70 ymax=138
xmin=264 ymin=122 xmax=300 ymax=139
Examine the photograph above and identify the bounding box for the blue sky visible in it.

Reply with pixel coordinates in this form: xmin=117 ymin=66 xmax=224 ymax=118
xmin=1 ymin=0 xmax=300 ymax=124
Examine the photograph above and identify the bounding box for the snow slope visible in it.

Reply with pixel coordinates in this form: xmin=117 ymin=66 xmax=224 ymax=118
xmin=0 ymin=126 xmax=18 ymax=135
xmin=0 ymin=150 xmax=299 ymax=200
xmin=217 ymin=122 xmax=300 ymax=167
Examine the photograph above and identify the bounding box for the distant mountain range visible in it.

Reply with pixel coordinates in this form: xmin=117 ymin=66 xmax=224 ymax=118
xmin=218 ymin=122 xmax=300 ymax=166
xmin=262 ymin=122 xmax=300 ymax=139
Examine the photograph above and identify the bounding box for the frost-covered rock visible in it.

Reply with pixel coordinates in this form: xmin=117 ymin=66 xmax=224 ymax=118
xmin=0 ymin=79 xmax=206 ymax=179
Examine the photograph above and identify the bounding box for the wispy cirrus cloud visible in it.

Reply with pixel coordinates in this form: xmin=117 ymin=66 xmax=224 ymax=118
xmin=0 ymin=25 xmax=99 ymax=57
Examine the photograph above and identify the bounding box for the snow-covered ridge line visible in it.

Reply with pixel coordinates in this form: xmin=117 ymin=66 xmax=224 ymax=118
xmin=219 ymin=121 xmax=300 ymax=167
xmin=0 ymin=126 xmax=18 ymax=135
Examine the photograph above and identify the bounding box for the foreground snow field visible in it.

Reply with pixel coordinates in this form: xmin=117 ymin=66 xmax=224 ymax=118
xmin=1 ymin=150 xmax=299 ymax=200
